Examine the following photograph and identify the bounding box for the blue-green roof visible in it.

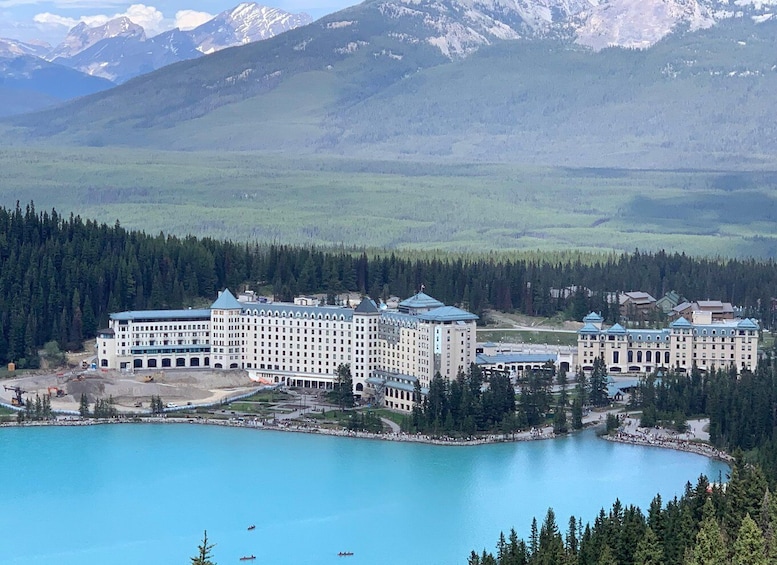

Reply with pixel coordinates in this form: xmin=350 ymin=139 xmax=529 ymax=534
xmin=211 ymin=288 xmax=242 ymax=310
xmin=670 ymin=317 xmax=693 ymax=329
xmin=579 ymin=323 xmax=600 ymax=335
xmin=240 ymin=303 xmax=353 ymax=321
xmin=398 ymin=292 xmax=444 ymax=310
xmin=418 ymin=306 xmax=478 ymax=322
xmin=110 ymin=309 xmax=211 ymax=321
xmin=606 ymin=323 xmax=627 ymax=335
xmin=737 ymin=318 xmax=759 ymax=330
xmin=583 ymin=312 xmax=604 ymax=323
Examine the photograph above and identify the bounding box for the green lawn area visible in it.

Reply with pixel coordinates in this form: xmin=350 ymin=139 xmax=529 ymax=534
xmin=477 ymin=330 xmax=578 ymax=347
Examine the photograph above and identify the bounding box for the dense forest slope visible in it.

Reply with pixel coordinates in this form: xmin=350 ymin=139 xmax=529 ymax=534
xmin=4 ymin=15 xmax=777 ymax=168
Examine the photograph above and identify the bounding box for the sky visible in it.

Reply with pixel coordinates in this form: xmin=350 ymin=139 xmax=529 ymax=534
xmin=0 ymin=0 xmax=358 ymax=45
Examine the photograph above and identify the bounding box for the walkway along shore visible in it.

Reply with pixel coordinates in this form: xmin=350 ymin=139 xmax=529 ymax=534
xmin=0 ymin=415 xmax=734 ymax=462
xmin=0 ymin=416 xmax=560 ymax=446
xmin=602 ymin=429 xmax=733 ymax=463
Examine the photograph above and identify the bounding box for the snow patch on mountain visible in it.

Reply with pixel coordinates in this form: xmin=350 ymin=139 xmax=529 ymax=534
xmin=326 ymin=21 xmax=356 ymax=28
xmin=190 ymin=3 xmax=312 ymax=54
xmin=0 ymin=38 xmax=50 ymax=58
xmin=334 ymin=41 xmax=368 ymax=54
xmin=49 ymin=17 xmax=144 ymax=60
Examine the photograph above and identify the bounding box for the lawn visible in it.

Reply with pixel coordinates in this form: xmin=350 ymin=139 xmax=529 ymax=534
xmin=477 ymin=330 xmax=579 ymax=347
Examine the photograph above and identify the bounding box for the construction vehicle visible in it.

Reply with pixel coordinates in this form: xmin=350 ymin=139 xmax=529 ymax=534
xmin=47 ymin=386 xmax=66 ymax=398
xmin=3 ymin=385 xmax=25 ymax=407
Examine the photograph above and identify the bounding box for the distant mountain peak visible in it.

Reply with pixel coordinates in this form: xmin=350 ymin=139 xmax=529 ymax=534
xmin=0 ymin=37 xmax=51 ymax=58
xmin=49 ymin=16 xmax=145 ymax=60
xmin=190 ymin=2 xmax=313 ymax=54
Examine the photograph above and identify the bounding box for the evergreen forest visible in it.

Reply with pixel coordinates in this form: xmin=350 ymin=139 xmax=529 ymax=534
xmin=470 ymin=460 xmax=775 ymax=565
xmin=4 ymin=202 xmax=777 ymax=368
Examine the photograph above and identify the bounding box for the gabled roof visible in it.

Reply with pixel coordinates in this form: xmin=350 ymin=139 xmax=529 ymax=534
xmin=606 ymin=323 xmax=627 ymax=335
xmin=737 ymin=318 xmax=759 ymax=330
xmin=673 ymin=301 xmax=693 ymax=313
xmin=579 ymin=323 xmax=601 ymax=335
xmin=211 ymin=288 xmax=242 ymax=310
xmin=670 ymin=317 xmax=693 ymax=329
xmin=354 ymin=297 xmax=379 ymax=314
xmin=621 ymin=291 xmax=656 ymax=304
xmin=583 ymin=312 xmax=604 ymax=323
xmin=663 ymin=290 xmax=682 ymax=302
xmin=398 ymin=292 xmax=444 ymax=310
xmin=418 ymin=306 xmax=478 ymax=322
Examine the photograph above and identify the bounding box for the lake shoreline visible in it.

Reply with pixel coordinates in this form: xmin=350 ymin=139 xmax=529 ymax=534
xmin=602 ymin=429 xmax=733 ymax=462
xmin=0 ymin=415 xmax=733 ymax=462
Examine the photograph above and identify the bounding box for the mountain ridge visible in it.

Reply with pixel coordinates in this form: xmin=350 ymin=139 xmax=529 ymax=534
xmin=4 ymin=0 xmax=777 ymax=169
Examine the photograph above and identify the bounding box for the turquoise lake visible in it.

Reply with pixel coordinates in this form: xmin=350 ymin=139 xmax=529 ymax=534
xmin=0 ymin=424 xmax=727 ymax=565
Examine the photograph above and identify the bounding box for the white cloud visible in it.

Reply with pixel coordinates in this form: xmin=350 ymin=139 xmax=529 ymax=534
xmin=174 ymin=9 xmax=212 ymax=31
xmin=124 ymin=3 xmax=164 ymax=33
xmin=33 ymin=12 xmax=78 ymax=27
xmin=33 ymin=3 xmax=167 ymax=35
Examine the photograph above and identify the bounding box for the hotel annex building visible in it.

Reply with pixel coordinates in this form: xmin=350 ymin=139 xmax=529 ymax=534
xmin=97 ymin=290 xmax=478 ymax=412
xmin=577 ymin=311 xmax=759 ymax=374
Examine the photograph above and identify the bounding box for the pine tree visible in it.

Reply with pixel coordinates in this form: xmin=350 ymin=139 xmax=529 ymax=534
xmin=597 ymin=544 xmax=617 ymax=565
xmin=553 ymin=399 xmax=568 ymax=434
xmin=571 ymin=397 xmax=584 ymax=430
xmin=634 ymin=526 xmax=663 ymax=565
xmin=191 ymin=530 xmax=216 ymax=565
xmin=536 ymin=508 xmax=565 ymax=565
xmin=731 ymin=514 xmax=767 ymax=565
xmin=686 ymin=499 xmax=726 ymax=565
xmin=79 ymin=393 xmax=89 ymax=418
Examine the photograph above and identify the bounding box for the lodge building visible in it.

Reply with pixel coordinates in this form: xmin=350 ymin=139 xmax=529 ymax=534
xmin=97 ymin=290 xmax=478 ymax=412
xmin=577 ymin=311 xmax=759 ymax=374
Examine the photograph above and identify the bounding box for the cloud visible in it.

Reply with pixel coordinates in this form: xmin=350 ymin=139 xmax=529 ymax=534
xmin=174 ymin=9 xmax=212 ymax=31
xmin=34 ymin=3 xmax=167 ymax=35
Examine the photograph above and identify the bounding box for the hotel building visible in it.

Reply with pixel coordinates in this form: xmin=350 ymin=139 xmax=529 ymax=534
xmin=97 ymin=290 xmax=478 ymax=412
xmin=577 ymin=311 xmax=759 ymax=374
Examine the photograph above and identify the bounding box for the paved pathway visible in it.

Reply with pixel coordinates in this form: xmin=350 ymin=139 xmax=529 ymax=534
xmin=380 ymin=417 xmax=401 ymax=433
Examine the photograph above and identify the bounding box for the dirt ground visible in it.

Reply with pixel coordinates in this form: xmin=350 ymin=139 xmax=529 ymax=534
xmin=0 ymin=368 xmax=258 ymax=413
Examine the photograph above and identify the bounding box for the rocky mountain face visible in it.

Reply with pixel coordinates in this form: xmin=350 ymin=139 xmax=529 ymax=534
xmin=44 ymin=3 xmax=311 ymax=83
xmin=367 ymin=0 xmax=777 ymax=57
xmin=48 ymin=17 xmax=145 ymax=60
xmin=4 ymin=0 xmax=777 ymax=167
xmin=189 ymin=3 xmax=314 ymax=54
xmin=0 ymin=38 xmax=50 ymax=58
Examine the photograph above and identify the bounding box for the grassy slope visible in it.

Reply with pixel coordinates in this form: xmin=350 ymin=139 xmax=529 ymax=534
xmin=2 ymin=146 xmax=777 ymax=256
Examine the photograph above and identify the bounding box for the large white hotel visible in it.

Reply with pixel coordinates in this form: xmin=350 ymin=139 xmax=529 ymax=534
xmin=577 ymin=311 xmax=759 ymax=374
xmin=97 ymin=290 xmax=478 ymax=412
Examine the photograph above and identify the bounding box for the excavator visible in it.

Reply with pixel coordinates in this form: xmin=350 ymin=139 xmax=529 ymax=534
xmin=47 ymin=386 xmax=65 ymax=398
xmin=3 ymin=385 xmax=25 ymax=407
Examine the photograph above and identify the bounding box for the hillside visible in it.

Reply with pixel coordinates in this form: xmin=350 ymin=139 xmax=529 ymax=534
xmin=3 ymin=7 xmax=777 ymax=168
xmin=0 ymin=56 xmax=114 ymax=117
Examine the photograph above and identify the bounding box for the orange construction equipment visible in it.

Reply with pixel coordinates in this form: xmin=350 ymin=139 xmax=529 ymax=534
xmin=48 ymin=386 xmax=65 ymax=398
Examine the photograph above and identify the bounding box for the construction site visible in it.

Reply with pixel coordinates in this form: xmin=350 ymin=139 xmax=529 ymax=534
xmin=0 ymin=366 xmax=260 ymax=415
